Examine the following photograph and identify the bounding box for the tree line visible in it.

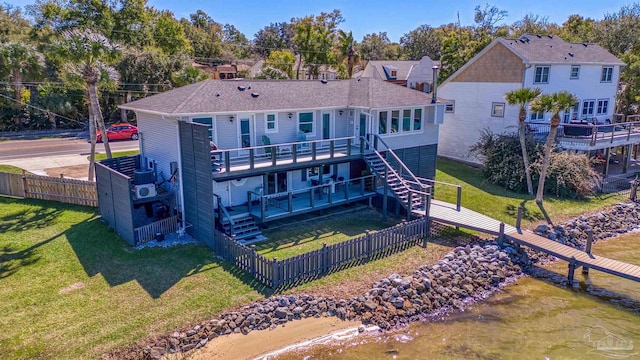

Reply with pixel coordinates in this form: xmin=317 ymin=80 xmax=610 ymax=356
xmin=2 ymin=1 xmax=640 ymax=136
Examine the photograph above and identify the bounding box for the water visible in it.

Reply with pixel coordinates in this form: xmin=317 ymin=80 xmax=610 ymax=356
xmin=276 ymin=235 xmax=640 ymax=360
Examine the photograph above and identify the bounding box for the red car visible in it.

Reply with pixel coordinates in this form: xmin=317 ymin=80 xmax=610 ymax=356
xmin=96 ymin=124 xmax=139 ymax=142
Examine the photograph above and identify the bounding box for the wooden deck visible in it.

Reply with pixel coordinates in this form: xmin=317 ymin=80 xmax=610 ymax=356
xmin=507 ymin=230 xmax=640 ymax=282
xmin=416 ymin=199 xmax=640 ymax=283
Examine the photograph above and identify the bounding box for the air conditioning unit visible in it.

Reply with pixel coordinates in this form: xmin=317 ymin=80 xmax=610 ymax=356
xmin=135 ymin=184 xmax=157 ymax=199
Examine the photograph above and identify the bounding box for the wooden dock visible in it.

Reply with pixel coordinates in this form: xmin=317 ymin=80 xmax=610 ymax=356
xmin=507 ymin=230 xmax=640 ymax=283
xmin=418 ymin=200 xmax=640 ymax=283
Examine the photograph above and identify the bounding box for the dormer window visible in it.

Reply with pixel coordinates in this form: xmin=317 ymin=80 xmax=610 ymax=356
xmin=391 ymin=70 xmax=397 ymax=77
xmin=382 ymin=65 xmax=398 ymax=80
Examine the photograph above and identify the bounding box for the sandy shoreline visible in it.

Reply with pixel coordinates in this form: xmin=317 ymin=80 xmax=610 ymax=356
xmin=183 ymin=317 xmax=361 ymax=360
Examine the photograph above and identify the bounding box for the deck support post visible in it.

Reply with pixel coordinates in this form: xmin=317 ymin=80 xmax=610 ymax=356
xmin=382 ymin=168 xmax=388 ymax=221
xmin=568 ymin=256 xmax=577 ymax=285
xmin=288 ymin=192 xmax=293 ymax=213
xmin=516 ymin=205 xmax=524 ymax=232
xmin=624 ymin=144 xmax=632 ymax=173
xmin=498 ymin=222 xmax=505 ymax=246
xmin=604 ymin=147 xmax=610 ymax=176
xmin=583 ymin=230 xmax=593 ymax=275
xmin=406 ymin=191 xmax=413 ymax=220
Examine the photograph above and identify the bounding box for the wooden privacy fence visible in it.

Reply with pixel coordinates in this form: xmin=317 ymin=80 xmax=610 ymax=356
xmin=0 ymin=171 xmax=98 ymax=207
xmin=134 ymin=215 xmax=180 ymax=245
xmin=214 ymin=216 xmax=431 ymax=288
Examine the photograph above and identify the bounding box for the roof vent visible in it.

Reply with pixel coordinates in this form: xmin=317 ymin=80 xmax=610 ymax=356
xmin=237 ymin=85 xmax=246 ymax=91
xmin=568 ymin=52 xmax=574 ymax=57
xmin=247 ymin=84 xmax=251 ymax=89
xmin=536 ymin=34 xmax=542 ymax=38
xmin=216 ymin=93 xmax=220 ymax=97
xmin=583 ymin=43 xmax=588 ymax=47
xmin=251 ymin=92 xmax=259 ymax=98
xmin=320 ymin=79 xmax=328 ymax=84
xmin=519 ymin=39 xmax=525 ymax=44
xmin=547 ymin=35 xmax=553 ymax=39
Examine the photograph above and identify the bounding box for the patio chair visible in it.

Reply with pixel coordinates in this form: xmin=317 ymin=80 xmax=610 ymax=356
xmin=297 ymin=131 xmax=311 ymax=153
xmin=262 ymin=135 xmax=277 ymax=158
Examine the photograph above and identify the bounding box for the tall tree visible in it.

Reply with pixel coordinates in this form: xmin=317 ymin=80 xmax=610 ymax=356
xmin=510 ymin=14 xmax=558 ymax=37
xmin=222 ymin=23 xmax=250 ymax=60
xmin=112 ymin=0 xmax=154 ymax=48
xmin=291 ymin=10 xmax=342 ymax=79
xmin=171 ymin=65 xmax=208 ymax=87
xmin=505 ymin=87 xmax=541 ymax=195
xmin=264 ymin=49 xmax=295 ymax=79
xmin=359 ymin=32 xmax=390 ymax=60
xmin=253 ymin=22 xmax=293 ymax=57
xmin=337 ymin=30 xmax=359 ymax=78
xmin=400 ymin=24 xmax=442 ymax=60
xmin=530 ymin=91 xmax=579 ymax=210
xmin=0 ymin=42 xmax=44 ymax=130
xmin=53 ymin=28 xmax=121 ymax=180
xmin=153 ymin=10 xmax=191 ymax=55
xmin=0 ymin=3 xmax=31 ymax=42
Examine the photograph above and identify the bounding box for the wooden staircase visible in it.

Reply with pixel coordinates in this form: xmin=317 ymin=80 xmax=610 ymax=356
xmin=363 ymin=152 xmax=427 ymax=214
xmin=221 ymin=214 xmax=265 ymax=244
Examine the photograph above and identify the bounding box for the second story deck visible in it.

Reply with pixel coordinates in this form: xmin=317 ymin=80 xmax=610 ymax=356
xmin=527 ymin=119 xmax=640 ymax=151
xmin=211 ymin=136 xmax=363 ymax=180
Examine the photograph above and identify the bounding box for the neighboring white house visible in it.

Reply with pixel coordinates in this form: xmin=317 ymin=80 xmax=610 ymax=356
xmin=438 ymin=34 xmax=625 ymax=163
xmin=355 ymin=56 xmax=438 ymax=92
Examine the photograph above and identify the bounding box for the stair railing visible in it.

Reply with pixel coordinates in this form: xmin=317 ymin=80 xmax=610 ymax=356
xmin=367 ymin=134 xmax=429 ymax=193
xmin=215 ymin=193 xmax=235 ymax=234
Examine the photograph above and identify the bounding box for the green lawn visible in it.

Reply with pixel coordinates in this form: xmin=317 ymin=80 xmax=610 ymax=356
xmin=0 ymin=164 xmax=25 ymax=174
xmin=433 ymin=157 xmax=624 ymax=226
xmin=91 ymin=150 xmax=140 ymax=161
xmin=258 ymin=208 xmax=402 ymax=260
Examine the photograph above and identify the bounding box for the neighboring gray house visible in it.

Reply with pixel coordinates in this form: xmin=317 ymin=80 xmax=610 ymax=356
xmin=354 ymin=56 xmax=438 ymax=92
xmin=99 ymin=78 xmax=445 ymax=246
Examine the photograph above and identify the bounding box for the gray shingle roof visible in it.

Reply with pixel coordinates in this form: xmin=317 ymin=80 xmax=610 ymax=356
xmin=358 ymin=60 xmax=419 ymax=80
xmin=120 ymin=78 xmax=436 ymax=115
xmin=499 ymin=34 xmax=624 ymax=65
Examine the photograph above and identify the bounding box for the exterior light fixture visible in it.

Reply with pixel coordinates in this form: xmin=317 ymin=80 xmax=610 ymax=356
xmin=229 ymin=116 xmax=234 ymax=123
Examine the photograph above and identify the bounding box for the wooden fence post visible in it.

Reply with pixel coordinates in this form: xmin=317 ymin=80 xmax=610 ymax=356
xmin=498 ymin=222 xmax=505 ymax=246
xmin=22 ymin=169 xmax=28 ymax=198
xmin=271 ymin=257 xmax=279 ymax=288
xmin=568 ymin=256 xmax=577 ymax=284
xmin=365 ymin=230 xmax=372 ymax=260
xmin=250 ymin=245 xmax=257 ymax=277
xmin=322 ymin=242 xmax=329 ymax=274
xmin=516 ymin=205 xmax=524 ymax=231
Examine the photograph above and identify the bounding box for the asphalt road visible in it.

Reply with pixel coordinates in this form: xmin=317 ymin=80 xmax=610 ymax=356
xmin=0 ymin=137 xmax=139 ymax=161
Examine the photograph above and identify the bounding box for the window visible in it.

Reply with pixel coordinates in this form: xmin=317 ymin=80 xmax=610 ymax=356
xmin=491 ymin=102 xmax=505 ymax=117
xmin=534 ymin=66 xmax=550 ymax=84
xmin=445 ymin=102 xmax=455 ymax=113
xmin=570 ymin=65 xmax=580 ymax=79
xmin=378 ymin=111 xmax=387 ymax=134
xmin=413 ymin=109 xmax=422 ymax=131
xmin=265 ymin=113 xmax=277 ymax=133
xmin=582 ymin=100 xmax=595 ymax=117
xmin=391 ymin=70 xmax=397 ymax=77
xmin=597 ymin=99 xmax=609 ymax=115
xmin=402 ymin=109 xmax=411 ymax=132
xmin=192 ymin=117 xmax=213 ymax=141
xmin=298 ymin=112 xmax=314 ymax=134
xmin=601 ymin=66 xmax=613 ymax=82
xmin=391 ymin=110 xmax=400 ymax=133
xmin=530 ymin=111 xmax=544 ymax=121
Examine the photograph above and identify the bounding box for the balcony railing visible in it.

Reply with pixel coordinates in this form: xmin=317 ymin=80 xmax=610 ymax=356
xmin=246 ymin=174 xmax=376 ymax=222
xmin=211 ymin=136 xmax=357 ymax=175
xmin=527 ymin=120 xmax=640 ymax=149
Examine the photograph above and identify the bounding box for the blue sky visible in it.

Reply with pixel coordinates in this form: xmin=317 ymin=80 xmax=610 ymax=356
xmin=9 ymin=0 xmax=635 ymax=42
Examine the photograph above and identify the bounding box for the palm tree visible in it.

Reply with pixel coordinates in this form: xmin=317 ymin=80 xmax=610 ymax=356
xmin=338 ymin=30 xmax=359 ymax=78
xmin=0 ymin=42 xmax=43 ymax=130
xmin=53 ymin=28 xmax=121 ymax=180
xmin=505 ymin=87 xmax=541 ymax=195
xmin=530 ymin=91 xmax=579 ymax=206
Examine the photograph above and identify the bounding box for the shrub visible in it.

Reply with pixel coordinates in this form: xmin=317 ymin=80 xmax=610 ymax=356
xmin=470 ymin=130 xmax=601 ymax=198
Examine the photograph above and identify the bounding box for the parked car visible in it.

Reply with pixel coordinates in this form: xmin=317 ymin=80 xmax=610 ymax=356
xmin=96 ymin=123 xmax=139 ymax=142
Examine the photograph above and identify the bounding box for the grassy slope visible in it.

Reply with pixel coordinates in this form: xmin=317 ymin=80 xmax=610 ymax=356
xmin=92 ymin=150 xmax=140 ymax=161
xmin=0 ymin=165 xmax=25 ymax=174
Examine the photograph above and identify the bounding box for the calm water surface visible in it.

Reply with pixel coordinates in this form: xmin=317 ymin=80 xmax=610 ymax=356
xmin=277 ymin=234 xmax=640 ymax=360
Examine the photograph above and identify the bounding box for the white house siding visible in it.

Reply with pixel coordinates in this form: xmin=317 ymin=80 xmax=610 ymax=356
xmin=523 ymin=64 xmax=621 ymax=122
xmin=136 ymin=112 xmax=179 ymax=181
xmin=213 ymin=176 xmax=262 ymax=207
xmin=438 ymin=82 xmax=521 ymax=163
xmin=372 ymin=105 xmax=442 ymax=150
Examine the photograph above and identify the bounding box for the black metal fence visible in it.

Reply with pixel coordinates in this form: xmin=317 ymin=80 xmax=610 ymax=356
xmin=598 ymin=176 xmax=638 ymax=196
xmin=213 ymin=216 xmax=436 ymax=289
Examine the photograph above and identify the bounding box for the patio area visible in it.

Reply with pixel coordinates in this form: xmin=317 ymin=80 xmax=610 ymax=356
xmin=527 ymin=120 xmax=640 ymax=151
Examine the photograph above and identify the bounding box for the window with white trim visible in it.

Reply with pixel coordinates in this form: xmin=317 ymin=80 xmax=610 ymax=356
xmin=570 ymin=65 xmax=580 ymax=79
xmin=298 ymin=112 xmax=314 ymax=135
xmin=601 ymin=67 xmax=613 ymax=82
xmin=491 ymin=102 xmax=505 ymax=117
xmin=265 ymin=113 xmax=277 ymax=133
xmin=445 ymin=102 xmax=455 ymax=113
xmin=192 ymin=117 xmax=213 ymax=141
xmin=390 ymin=110 xmax=400 ymax=133
xmin=413 ymin=109 xmax=422 ymax=131
xmin=534 ymin=66 xmax=550 ymax=84
xmin=582 ymin=100 xmax=595 ymax=117
xmin=530 ymin=111 xmax=544 ymax=121
xmin=597 ymin=99 xmax=609 ymax=115
xmin=378 ymin=111 xmax=387 ymax=134
xmin=378 ymin=108 xmax=424 ymax=135
xmin=402 ymin=109 xmax=411 ymax=132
